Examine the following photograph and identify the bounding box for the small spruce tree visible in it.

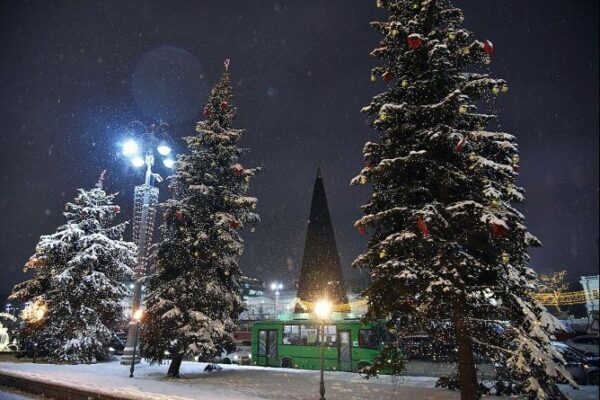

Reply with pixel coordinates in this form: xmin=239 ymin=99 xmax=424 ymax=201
xmin=352 ymin=1 xmax=575 ymax=398
xmin=10 ymin=172 xmax=136 ymax=363
xmin=142 ymin=60 xmax=260 ymax=377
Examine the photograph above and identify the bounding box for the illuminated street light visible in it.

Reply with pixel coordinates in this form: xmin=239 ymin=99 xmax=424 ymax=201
xmin=122 ymin=139 xmax=139 ymax=156
xmin=157 ymin=144 xmax=171 ymax=156
xmin=270 ymin=282 xmax=284 ymax=317
xmin=131 ymin=156 xmax=145 ymax=168
xmin=315 ymin=299 xmax=332 ymax=400
xmin=129 ymin=308 xmax=144 ymax=378
xmin=120 ymin=121 xmax=174 ymax=366
xmin=163 ymin=158 xmax=175 ymax=169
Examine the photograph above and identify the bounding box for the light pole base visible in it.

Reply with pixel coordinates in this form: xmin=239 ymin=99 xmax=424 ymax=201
xmin=121 ymin=322 xmax=141 ymax=366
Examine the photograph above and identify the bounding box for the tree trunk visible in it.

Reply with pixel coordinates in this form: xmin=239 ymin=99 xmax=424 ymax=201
xmin=453 ymin=303 xmax=478 ymax=400
xmin=167 ymin=354 xmax=184 ymax=378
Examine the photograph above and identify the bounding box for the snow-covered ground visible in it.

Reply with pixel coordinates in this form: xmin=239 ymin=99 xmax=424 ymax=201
xmin=0 ymin=360 xmax=597 ymax=400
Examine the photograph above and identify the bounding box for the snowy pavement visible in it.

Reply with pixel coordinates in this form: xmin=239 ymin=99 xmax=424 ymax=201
xmin=0 ymin=360 xmax=597 ymax=400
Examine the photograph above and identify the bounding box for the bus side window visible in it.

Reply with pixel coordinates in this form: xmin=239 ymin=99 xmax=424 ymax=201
xmin=301 ymin=325 xmax=319 ymax=346
xmin=258 ymin=330 xmax=267 ymax=356
xmin=358 ymin=329 xmax=378 ymax=349
xmin=283 ymin=325 xmax=300 ymax=345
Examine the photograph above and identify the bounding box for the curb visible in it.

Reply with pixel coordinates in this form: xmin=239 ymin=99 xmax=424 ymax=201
xmin=0 ymin=370 xmax=135 ymax=400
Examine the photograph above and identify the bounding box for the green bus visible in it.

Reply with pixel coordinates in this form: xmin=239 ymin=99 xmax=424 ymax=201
xmin=251 ymin=318 xmax=386 ymax=372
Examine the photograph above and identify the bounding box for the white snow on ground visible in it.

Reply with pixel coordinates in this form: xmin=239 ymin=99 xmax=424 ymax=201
xmin=0 ymin=360 xmax=597 ymax=400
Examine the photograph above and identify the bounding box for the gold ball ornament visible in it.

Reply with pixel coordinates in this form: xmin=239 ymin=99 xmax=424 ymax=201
xmin=501 ymin=252 xmax=510 ymax=264
xmin=379 ymin=112 xmax=388 ymax=121
xmin=483 ymin=55 xmax=491 ymax=65
xmin=370 ymin=74 xmax=377 ymax=82
xmin=401 ymin=79 xmax=409 ymax=88
xmin=376 ymin=0 xmax=383 ymax=8
xmin=501 ymin=85 xmax=509 ymax=93
xmin=491 ymin=86 xmax=500 ymax=95
xmin=491 ymin=199 xmax=500 ymax=208
xmin=447 ymin=31 xmax=456 ymax=41
xmin=458 ymin=105 xmax=468 ymax=114
xmin=195 ymin=251 xmax=201 ymax=257
xmin=512 ymin=154 xmax=520 ymax=164
xmin=468 ymin=152 xmax=477 ymax=161
xmin=389 ymin=29 xmax=399 ymax=38
xmin=379 ymin=249 xmax=387 ymax=258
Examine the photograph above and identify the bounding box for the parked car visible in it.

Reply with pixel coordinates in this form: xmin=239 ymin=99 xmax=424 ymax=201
xmin=196 ymin=340 xmax=252 ymax=365
xmin=552 ymin=341 xmax=599 ymax=385
xmin=566 ymin=335 xmax=599 ymax=356
xmin=399 ymin=334 xmax=457 ymax=362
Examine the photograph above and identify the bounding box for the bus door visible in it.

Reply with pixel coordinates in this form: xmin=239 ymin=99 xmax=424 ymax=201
xmin=338 ymin=330 xmax=352 ymax=372
xmin=257 ymin=329 xmax=279 ymax=367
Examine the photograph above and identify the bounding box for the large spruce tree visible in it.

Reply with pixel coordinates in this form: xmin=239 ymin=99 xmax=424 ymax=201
xmin=10 ymin=173 xmax=136 ymax=363
xmin=352 ymin=1 xmax=574 ymax=398
xmin=142 ymin=60 xmax=260 ymax=377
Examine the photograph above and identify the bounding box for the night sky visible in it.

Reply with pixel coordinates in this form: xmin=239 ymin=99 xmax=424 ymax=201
xmin=0 ymin=1 xmax=598 ymax=297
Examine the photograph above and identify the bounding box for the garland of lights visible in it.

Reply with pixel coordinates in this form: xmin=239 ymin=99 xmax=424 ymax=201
xmin=287 ymin=289 xmax=599 ymax=311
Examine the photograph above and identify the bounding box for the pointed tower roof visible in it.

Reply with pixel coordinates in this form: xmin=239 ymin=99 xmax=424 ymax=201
xmin=296 ymin=167 xmax=348 ymax=311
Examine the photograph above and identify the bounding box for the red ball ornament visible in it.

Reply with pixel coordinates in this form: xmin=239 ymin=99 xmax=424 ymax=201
xmin=357 ymin=226 xmax=367 ymax=236
xmin=365 ymin=161 xmax=372 ymax=171
xmin=175 ymin=210 xmax=183 ymax=221
xmin=232 ymin=164 xmax=244 ymax=177
xmin=382 ymin=71 xmax=395 ymax=82
xmin=220 ymin=101 xmax=228 ymax=110
xmin=407 ymin=34 xmax=423 ymax=50
xmin=417 ymin=216 xmax=429 ymax=236
xmin=203 ymin=107 xmax=212 ymax=116
xmin=113 ymin=205 xmax=121 ymax=214
xmin=483 ymin=40 xmax=494 ymax=55
xmin=455 ymin=136 xmax=466 ymax=152
xmin=230 ymin=220 xmax=240 ymax=230
xmin=491 ymin=222 xmax=508 ymax=238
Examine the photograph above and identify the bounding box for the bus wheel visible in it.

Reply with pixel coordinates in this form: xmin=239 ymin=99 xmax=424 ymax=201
xmin=357 ymin=362 xmax=372 ymax=377
xmin=281 ymin=358 xmax=294 ymax=368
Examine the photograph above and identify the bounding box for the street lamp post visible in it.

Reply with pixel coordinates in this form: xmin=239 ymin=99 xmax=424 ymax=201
xmin=129 ymin=309 xmax=144 ymax=378
xmin=315 ymin=299 xmax=332 ymax=400
xmin=120 ymin=121 xmax=174 ymax=366
xmin=270 ymin=282 xmax=284 ymax=317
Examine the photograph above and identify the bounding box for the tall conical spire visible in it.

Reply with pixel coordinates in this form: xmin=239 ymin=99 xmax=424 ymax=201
xmin=296 ymin=167 xmax=348 ymax=310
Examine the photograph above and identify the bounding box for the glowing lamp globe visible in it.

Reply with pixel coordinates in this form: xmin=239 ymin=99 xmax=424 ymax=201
xmin=133 ymin=308 xmax=144 ymax=322
xmin=122 ymin=139 xmax=139 ymax=156
xmin=315 ymin=299 xmax=332 ymax=320
xmin=131 ymin=156 xmax=145 ymax=168
xmin=157 ymin=144 xmax=172 ymax=156
xmin=163 ymin=158 xmax=175 ymax=169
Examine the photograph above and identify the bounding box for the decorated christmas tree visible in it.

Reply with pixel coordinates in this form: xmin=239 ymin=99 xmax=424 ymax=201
xmin=10 ymin=172 xmax=136 ymax=363
xmin=142 ymin=59 xmax=260 ymax=377
xmin=352 ymin=1 xmax=574 ymax=398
